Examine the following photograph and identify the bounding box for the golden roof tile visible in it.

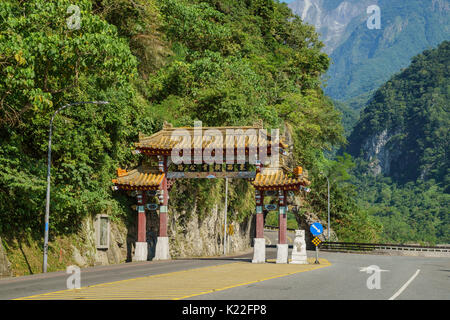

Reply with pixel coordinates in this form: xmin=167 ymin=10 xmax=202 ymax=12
xmin=135 ymin=121 xmax=289 ymax=152
xmin=252 ymin=169 xmax=310 ymax=190
xmin=112 ymin=167 xmax=164 ymax=190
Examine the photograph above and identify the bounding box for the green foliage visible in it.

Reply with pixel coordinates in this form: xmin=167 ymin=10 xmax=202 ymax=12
xmin=332 ymin=100 xmax=359 ymax=137
xmin=95 ymin=0 xmax=169 ymax=77
xmin=284 ymin=93 xmax=345 ymax=168
xmin=348 ymin=41 xmax=450 ymax=186
xmin=0 ymin=0 xmax=154 ymax=238
xmin=344 ymin=41 xmax=450 ymax=245
xmin=265 ymin=211 xmax=298 ymax=230
xmin=350 ymin=159 xmax=450 ymax=244
xmin=0 ymin=0 xmax=367 ymax=244
xmin=304 ymin=153 xmax=382 ymax=242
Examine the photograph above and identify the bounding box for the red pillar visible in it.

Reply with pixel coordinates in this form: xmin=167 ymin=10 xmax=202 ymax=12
xmin=159 ymin=156 xmax=168 ymax=237
xmin=278 ymin=190 xmax=287 ymax=244
xmin=137 ymin=192 xmax=146 ymax=242
xmin=255 ymin=190 xmax=264 ymax=238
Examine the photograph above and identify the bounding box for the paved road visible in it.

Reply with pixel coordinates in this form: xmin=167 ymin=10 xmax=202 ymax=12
xmin=1 ymin=248 xmax=448 ymax=300
xmin=0 ymin=256 xmax=244 ymax=300
xmin=189 ymin=250 xmax=450 ymax=300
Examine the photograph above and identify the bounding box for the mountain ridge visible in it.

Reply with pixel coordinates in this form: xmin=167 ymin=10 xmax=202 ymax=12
xmin=288 ymin=0 xmax=450 ymax=106
xmin=347 ymin=41 xmax=449 ymax=187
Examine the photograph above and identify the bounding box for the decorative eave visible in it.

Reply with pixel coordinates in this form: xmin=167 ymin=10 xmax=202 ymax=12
xmin=252 ymin=167 xmax=310 ymax=191
xmin=112 ymin=167 xmax=165 ymax=191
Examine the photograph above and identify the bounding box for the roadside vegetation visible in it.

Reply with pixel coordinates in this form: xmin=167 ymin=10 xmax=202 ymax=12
xmin=0 ymin=0 xmax=383 ymax=275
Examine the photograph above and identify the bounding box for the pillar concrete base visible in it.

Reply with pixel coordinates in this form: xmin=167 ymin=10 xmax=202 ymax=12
xmin=276 ymin=244 xmax=288 ymax=264
xmin=252 ymin=238 xmax=266 ymax=263
xmin=290 ymin=230 xmax=308 ymax=264
xmin=290 ymin=252 xmax=308 ymax=264
xmin=154 ymin=237 xmax=171 ymax=260
xmin=133 ymin=242 xmax=148 ymax=262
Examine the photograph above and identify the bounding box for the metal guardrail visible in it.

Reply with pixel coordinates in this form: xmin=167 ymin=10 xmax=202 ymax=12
xmin=264 ymin=226 xmax=450 ymax=253
xmin=319 ymin=241 xmax=450 ymax=253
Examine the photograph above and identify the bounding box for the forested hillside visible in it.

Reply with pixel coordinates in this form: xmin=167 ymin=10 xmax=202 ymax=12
xmin=347 ymin=41 xmax=449 ymax=244
xmin=0 ymin=0 xmax=381 ymax=253
xmin=348 ymin=41 xmax=449 ymax=186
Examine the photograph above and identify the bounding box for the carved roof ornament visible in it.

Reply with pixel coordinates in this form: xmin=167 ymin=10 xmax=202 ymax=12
xmin=163 ymin=121 xmax=173 ymax=129
xmin=117 ymin=168 xmax=127 ymax=177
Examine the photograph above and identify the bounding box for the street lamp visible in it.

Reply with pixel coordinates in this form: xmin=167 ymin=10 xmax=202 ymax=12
xmin=320 ymin=172 xmax=330 ymax=242
xmin=43 ymin=101 xmax=109 ymax=273
xmin=223 ymin=177 xmax=228 ymax=255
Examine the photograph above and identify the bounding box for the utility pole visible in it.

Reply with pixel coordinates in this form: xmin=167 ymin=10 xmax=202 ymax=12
xmin=327 ymin=175 xmax=330 ymax=241
xmin=320 ymin=172 xmax=331 ymax=241
xmin=43 ymin=101 xmax=109 ymax=273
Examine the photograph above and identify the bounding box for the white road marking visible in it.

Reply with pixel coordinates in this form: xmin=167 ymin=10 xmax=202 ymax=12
xmin=359 ymin=266 xmax=389 ymax=272
xmin=388 ymin=269 xmax=421 ymax=300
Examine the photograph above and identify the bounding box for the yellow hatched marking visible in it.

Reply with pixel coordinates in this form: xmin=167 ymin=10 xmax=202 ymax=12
xmin=17 ymin=258 xmax=330 ymax=300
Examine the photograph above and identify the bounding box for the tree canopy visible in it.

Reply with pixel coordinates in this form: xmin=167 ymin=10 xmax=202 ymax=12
xmin=0 ymin=0 xmax=379 ymax=243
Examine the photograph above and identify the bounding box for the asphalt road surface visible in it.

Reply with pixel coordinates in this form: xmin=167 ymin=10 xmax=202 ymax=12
xmin=189 ymin=250 xmax=449 ymax=300
xmin=0 ymin=246 xmax=448 ymax=300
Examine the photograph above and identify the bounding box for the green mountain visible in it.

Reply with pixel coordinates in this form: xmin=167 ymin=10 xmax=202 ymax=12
xmin=0 ymin=0 xmax=380 ymax=247
xmin=289 ymin=0 xmax=450 ymax=108
xmin=348 ymin=41 xmax=449 ymax=187
xmin=346 ymin=41 xmax=449 ymax=244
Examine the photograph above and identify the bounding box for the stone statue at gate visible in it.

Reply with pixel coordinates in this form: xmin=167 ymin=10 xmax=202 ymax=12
xmin=290 ymin=230 xmax=308 ymax=264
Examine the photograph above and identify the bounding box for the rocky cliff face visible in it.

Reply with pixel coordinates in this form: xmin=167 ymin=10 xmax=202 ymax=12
xmin=0 ymin=195 xmax=253 ymax=277
xmin=71 ymin=215 xmax=129 ymax=267
xmin=79 ymin=194 xmax=254 ymax=267
xmin=0 ymin=237 xmax=12 ymax=278
xmin=360 ymin=128 xmax=403 ymax=176
xmin=167 ymin=203 xmax=253 ymax=258
xmin=288 ymin=0 xmax=374 ymax=54
xmin=80 ymin=200 xmax=254 ymax=267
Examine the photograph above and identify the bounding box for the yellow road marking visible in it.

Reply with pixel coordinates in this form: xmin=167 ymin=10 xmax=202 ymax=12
xmin=17 ymin=258 xmax=330 ymax=300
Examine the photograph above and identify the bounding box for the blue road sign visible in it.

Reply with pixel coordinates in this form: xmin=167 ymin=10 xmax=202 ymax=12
xmin=310 ymin=222 xmax=323 ymax=236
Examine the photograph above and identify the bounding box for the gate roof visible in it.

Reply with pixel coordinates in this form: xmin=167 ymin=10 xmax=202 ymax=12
xmin=112 ymin=167 xmax=310 ymax=191
xmin=134 ymin=121 xmax=288 ymax=155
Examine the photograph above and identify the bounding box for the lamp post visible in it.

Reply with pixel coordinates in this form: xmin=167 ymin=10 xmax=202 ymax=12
xmin=320 ymin=172 xmax=331 ymax=241
xmin=223 ymin=177 xmax=228 ymax=255
xmin=43 ymin=101 xmax=109 ymax=273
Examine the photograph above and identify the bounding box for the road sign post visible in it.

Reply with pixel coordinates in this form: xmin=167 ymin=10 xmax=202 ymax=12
xmin=315 ymin=246 xmax=319 ymax=264
xmin=312 ymin=237 xmax=322 ymax=264
xmin=310 ymin=223 xmax=323 ymax=265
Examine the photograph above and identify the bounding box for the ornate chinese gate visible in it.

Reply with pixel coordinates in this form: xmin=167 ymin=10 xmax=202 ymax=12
xmin=112 ymin=121 xmax=310 ymax=263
